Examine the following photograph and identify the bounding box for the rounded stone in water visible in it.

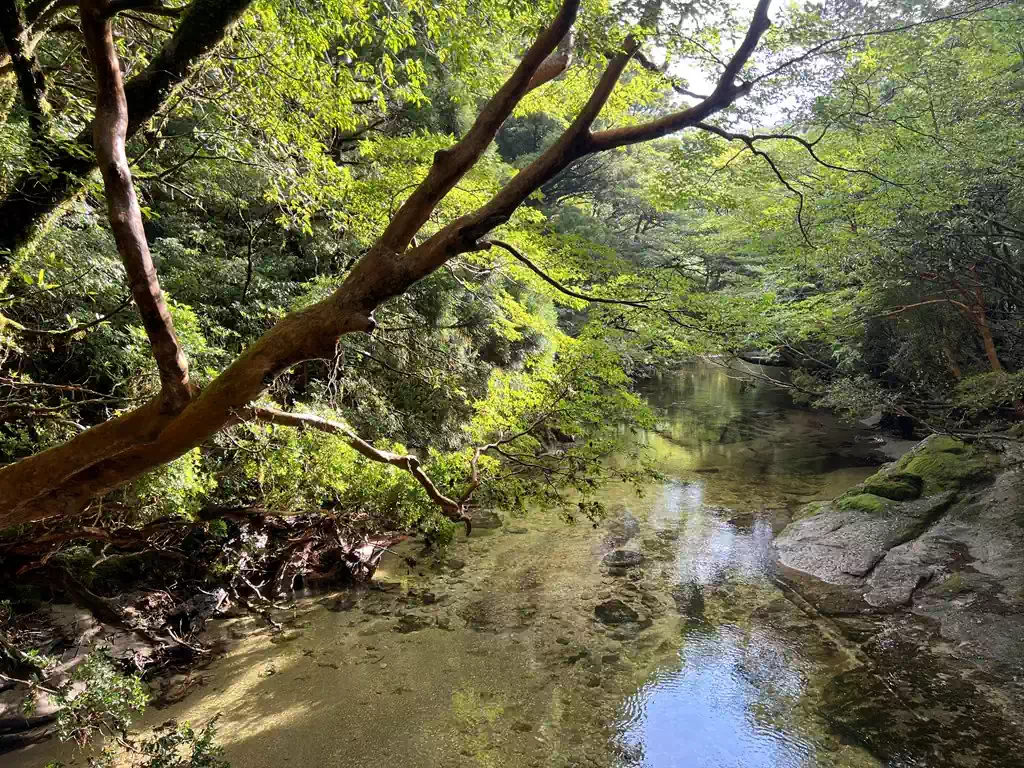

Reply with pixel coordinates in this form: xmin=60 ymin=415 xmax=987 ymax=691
xmin=594 ymin=599 xmax=640 ymax=625
xmin=602 ymin=550 xmax=644 ymax=568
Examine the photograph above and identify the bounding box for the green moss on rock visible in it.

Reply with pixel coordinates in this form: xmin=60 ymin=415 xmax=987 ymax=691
xmin=837 ymin=494 xmax=890 ymax=513
xmin=892 ymin=436 xmax=996 ymax=495
xmin=861 ymin=472 xmax=923 ymax=501
xmin=848 ymin=436 xmax=997 ymax=502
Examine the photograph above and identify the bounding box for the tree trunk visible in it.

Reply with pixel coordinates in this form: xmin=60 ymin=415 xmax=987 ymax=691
xmin=0 ymin=0 xmax=50 ymax=137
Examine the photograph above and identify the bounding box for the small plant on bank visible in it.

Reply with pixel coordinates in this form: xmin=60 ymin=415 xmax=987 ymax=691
xmin=41 ymin=649 xmax=230 ymax=768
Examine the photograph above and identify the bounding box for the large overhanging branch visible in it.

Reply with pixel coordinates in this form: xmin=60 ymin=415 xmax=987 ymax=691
xmin=80 ymin=0 xmax=194 ymax=411
xmin=0 ymin=0 xmax=253 ymax=261
xmin=0 ymin=0 xmax=771 ymax=529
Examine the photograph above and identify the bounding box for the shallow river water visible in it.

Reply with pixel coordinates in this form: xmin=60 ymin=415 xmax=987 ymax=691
xmin=17 ymin=362 xmax=1011 ymax=768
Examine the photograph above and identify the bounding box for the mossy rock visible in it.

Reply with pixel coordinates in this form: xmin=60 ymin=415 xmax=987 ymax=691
xmin=850 ymin=436 xmax=997 ymax=502
xmin=861 ymin=472 xmax=923 ymax=501
xmin=792 ymin=500 xmax=831 ymax=521
xmin=891 ymin=436 xmax=996 ymax=495
xmin=836 ymin=494 xmax=890 ymax=514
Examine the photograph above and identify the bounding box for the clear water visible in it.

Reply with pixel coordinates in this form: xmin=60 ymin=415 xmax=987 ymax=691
xmin=13 ymin=362 xmax=1019 ymax=768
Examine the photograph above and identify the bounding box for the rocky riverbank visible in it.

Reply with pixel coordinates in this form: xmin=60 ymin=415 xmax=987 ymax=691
xmin=775 ymin=433 xmax=1024 ymax=761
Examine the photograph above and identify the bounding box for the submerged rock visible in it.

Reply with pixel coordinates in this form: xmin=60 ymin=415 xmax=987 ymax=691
xmin=601 ymin=550 xmax=644 ymax=569
xmin=472 ymin=510 xmax=504 ymax=529
xmin=593 ymin=599 xmax=640 ymax=625
xmin=394 ymin=614 xmax=430 ymax=633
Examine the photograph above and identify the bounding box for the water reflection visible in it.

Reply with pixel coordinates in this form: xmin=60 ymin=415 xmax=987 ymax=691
xmin=635 ymin=361 xmax=884 ymax=511
xmin=617 ymin=627 xmax=813 ymax=768
xmin=610 ymin=362 xmax=882 ymax=767
xmin=673 ymin=505 xmax=776 ymax=586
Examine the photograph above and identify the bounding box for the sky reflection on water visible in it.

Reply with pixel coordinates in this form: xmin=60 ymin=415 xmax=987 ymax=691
xmin=609 ymin=363 xmax=876 ymax=767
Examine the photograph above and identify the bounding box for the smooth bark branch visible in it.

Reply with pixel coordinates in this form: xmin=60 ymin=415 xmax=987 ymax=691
xmin=0 ymin=0 xmax=50 ymax=137
xmin=589 ymin=0 xmax=772 ymax=150
xmin=526 ymin=29 xmax=574 ymax=91
xmin=374 ymin=0 xmax=581 ymax=256
xmin=80 ymin=0 xmax=193 ymax=411
xmin=0 ymin=0 xmax=253 ymax=261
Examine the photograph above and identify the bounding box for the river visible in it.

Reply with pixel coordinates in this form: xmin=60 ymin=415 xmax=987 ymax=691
xmin=15 ymin=361 xmax=1009 ymax=768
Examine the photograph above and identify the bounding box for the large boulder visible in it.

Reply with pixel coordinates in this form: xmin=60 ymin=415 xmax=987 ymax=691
xmin=777 ymin=435 xmax=1024 ymax=715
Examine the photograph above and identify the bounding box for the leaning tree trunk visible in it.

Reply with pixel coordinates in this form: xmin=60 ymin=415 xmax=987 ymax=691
xmin=0 ymin=0 xmax=774 ymax=529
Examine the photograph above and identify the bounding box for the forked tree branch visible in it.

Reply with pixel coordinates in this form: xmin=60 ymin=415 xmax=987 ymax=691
xmin=588 ymin=0 xmax=772 ymax=151
xmin=695 ymin=121 xmax=902 ymax=187
xmin=374 ymin=0 xmax=582 ymax=256
xmin=634 ymin=50 xmax=708 ymax=99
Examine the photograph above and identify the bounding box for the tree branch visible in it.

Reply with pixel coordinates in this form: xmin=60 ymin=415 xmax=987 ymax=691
xmin=80 ymin=0 xmax=194 ymax=410
xmin=12 ymin=295 xmax=133 ymax=338
xmin=246 ymin=406 xmax=471 ymax=530
xmin=0 ymin=0 xmax=255 ymax=261
xmin=695 ymin=121 xmax=902 ymax=187
xmin=588 ymin=0 xmax=772 ymax=151
xmin=480 ymin=239 xmax=652 ymax=308
xmin=634 ymin=50 xmax=708 ymax=99
xmin=373 ymin=0 xmax=581 ymax=255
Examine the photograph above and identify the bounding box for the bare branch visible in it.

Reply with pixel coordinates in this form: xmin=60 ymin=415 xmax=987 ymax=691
xmin=13 ymin=295 xmax=134 ymax=338
xmin=695 ymin=121 xmax=902 ymax=187
xmin=634 ymin=50 xmax=708 ymax=99
xmin=480 ymin=239 xmax=653 ymax=308
xmin=246 ymin=406 xmax=470 ymax=527
xmin=693 ymin=123 xmax=812 ymax=244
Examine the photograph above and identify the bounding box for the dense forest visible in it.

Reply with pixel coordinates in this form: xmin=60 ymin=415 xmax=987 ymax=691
xmin=2 ymin=0 xmax=1023 ymax=762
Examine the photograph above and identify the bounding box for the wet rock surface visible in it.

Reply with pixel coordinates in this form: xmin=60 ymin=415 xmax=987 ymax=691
xmin=593 ymin=599 xmax=640 ymax=625
xmin=601 ymin=550 xmax=644 ymax=569
xmin=776 ymin=435 xmax=1024 ymax=748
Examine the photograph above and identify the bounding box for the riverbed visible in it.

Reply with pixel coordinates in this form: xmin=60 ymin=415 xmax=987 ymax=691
xmin=14 ymin=362 xmax=1016 ymax=768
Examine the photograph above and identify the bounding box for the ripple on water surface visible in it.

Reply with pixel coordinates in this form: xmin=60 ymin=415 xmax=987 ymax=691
xmin=615 ymin=624 xmax=814 ymax=768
